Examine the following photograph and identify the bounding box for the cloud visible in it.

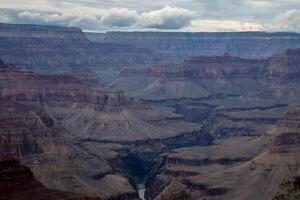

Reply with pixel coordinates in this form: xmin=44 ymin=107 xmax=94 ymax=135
xmin=16 ymin=6 xmax=196 ymax=30
xmin=2 ymin=1 xmax=299 ymax=32
xmin=269 ymin=9 xmax=300 ymax=32
xmin=141 ymin=6 xmax=196 ymax=29
xmin=186 ymin=19 xmax=264 ymax=32
xmin=101 ymin=8 xmax=139 ymax=27
xmin=0 ymin=11 xmax=13 ymax=23
xmin=18 ymin=11 xmax=101 ymax=30
xmin=100 ymin=6 xmax=196 ymax=29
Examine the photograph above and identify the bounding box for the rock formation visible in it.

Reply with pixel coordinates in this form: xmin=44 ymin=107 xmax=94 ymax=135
xmin=0 ymin=23 xmax=158 ymax=74
xmin=112 ymin=48 xmax=300 ymax=100
xmin=273 ymin=176 xmax=300 ymax=200
xmin=0 ymin=154 xmax=97 ymax=200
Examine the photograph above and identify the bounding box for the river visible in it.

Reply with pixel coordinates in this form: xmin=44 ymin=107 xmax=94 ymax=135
xmin=137 ymin=184 xmax=146 ymax=200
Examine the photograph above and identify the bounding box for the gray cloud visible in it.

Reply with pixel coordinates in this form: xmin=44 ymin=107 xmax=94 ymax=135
xmin=17 ymin=11 xmax=101 ymax=29
xmin=15 ymin=6 xmax=195 ymax=30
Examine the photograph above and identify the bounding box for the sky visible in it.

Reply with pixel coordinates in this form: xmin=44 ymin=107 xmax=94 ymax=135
xmin=0 ymin=0 xmax=299 ymax=32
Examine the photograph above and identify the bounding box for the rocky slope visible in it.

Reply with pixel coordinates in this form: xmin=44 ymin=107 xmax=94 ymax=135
xmin=0 ymin=154 xmax=97 ymax=200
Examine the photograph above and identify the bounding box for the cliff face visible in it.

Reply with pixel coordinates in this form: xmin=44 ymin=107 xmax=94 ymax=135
xmin=268 ymin=49 xmax=300 ymax=79
xmin=148 ymin=53 xmax=268 ymax=79
xmin=100 ymin=31 xmax=300 ymax=60
xmin=0 ymin=60 xmax=129 ymax=109
xmin=0 ymin=23 xmax=158 ymax=73
xmin=0 ymin=154 xmax=97 ymax=200
xmin=147 ymin=49 xmax=300 ymax=79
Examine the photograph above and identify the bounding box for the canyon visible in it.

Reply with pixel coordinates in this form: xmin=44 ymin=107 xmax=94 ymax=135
xmin=0 ymin=58 xmax=212 ymax=199
xmin=0 ymin=22 xmax=300 ymax=200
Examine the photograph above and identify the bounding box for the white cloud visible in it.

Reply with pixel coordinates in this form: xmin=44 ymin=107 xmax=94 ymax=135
xmin=186 ymin=19 xmax=264 ymax=32
xmin=140 ymin=6 xmax=196 ymax=29
xmin=101 ymin=8 xmax=139 ymax=27
xmin=268 ymin=9 xmax=300 ymax=32
xmin=16 ymin=6 xmax=196 ymax=30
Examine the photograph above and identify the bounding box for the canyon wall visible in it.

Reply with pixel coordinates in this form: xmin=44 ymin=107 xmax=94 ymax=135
xmin=112 ymin=48 xmax=300 ymax=101
xmin=0 ymin=23 xmax=159 ymax=73
xmin=98 ymin=31 xmax=300 ymax=60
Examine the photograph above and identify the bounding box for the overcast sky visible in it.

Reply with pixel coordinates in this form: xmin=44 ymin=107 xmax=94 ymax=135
xmin=0 ymin=0 xmax=299 ymax=32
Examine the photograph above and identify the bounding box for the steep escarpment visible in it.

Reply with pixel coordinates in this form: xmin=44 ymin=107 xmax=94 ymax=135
xmin=100 ymin=31 xmax=300 ymax=60
xmin=0 ymin=23 xmax=159 ymax=74
xmin=0 ymin=154 xmax=97 ymax=200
